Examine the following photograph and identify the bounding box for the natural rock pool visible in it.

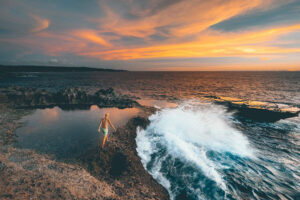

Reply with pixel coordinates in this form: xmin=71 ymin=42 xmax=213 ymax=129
xmin=15 ymin=105 xmax=140 ymax=159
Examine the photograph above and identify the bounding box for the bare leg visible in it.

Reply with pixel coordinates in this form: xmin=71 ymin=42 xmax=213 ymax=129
xmin=102 ymin=135 xmax=108 ymax=148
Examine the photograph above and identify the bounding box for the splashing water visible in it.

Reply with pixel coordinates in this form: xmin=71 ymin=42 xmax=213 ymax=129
xmin=136 ymin=101 xmax=255 ymax=199
xmin=136 ymin=101 xmax=300 ymax=200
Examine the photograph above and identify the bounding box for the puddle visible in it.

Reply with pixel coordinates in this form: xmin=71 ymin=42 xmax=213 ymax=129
xmin=15 ymin=105 xmax=140 ymax=159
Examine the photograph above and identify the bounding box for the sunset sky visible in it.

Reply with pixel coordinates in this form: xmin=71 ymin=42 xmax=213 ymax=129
xmin=0 ymin=0 xmax=300 ymax=71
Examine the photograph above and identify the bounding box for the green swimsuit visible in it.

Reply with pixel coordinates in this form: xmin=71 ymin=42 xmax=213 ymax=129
xmin=101 ymin=127 xmax=108 ymax=136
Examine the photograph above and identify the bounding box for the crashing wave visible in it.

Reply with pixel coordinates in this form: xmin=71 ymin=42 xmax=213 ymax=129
xmin=136 ymin=101 xmax=255 ymax=199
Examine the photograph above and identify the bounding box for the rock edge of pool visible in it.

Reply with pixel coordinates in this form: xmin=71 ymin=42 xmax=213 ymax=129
xmin=0 ymin=87 xmax=169 ymax=200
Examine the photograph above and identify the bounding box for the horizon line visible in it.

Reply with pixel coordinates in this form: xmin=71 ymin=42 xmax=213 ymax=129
xmin=0 ymin=64 xmax=299 ymax=72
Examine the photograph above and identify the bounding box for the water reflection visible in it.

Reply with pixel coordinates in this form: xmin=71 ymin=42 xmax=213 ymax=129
xmin=16 ymin=105 xmax=140 ymax=159
xmin=137 ymin=99 xmax=177 ymax=108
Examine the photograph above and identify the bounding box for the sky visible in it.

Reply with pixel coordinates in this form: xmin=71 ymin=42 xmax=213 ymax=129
xmin=0 ymin=0 xmax=300 ymax=71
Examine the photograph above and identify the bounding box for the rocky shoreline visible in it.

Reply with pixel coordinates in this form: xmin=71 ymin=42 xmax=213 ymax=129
xmin=0 ymin=88 xmax=169 ymax=200
xmin=0 ymin=87 xmax=138 ymax=109
xmin=78 ymin=108 xmax=169 ymax=200
xmin=204 ymin=96 xmax=300 ymax=122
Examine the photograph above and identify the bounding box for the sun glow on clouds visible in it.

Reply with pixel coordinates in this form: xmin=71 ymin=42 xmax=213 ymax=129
xmin=1 ymin=0 xmax=300 ymax=70
xmin=30 ymin=14 xmax=50 ymax=33
xmin=72 ymin=30 xmax=111 ymax=47
xmin=80 ymin=24 xmax=300 ymax=60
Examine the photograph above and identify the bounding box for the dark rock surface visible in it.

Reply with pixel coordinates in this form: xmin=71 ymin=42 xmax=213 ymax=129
xmin=0 ymin=87 xmax=138 ymax=109
xmin=0 ymin=102 xmax=169 ymax=199
xmin=78 ymin=111 xmax=169 ymax=200
xmin=223 ymin=102 xmax=299 ymax=122
xmin=205 ymin=96 xmax=300 ymax=122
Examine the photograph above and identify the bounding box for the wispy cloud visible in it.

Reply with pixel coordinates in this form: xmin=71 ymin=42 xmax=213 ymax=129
xmin=0 ymin=0 xmax=299 ymax=70
xmin=71 ymin=29 xmax=111 ymax=47
xmin=30 ymin=14 xmax=50 ymax=32
xmin=78 ymin=23 xmax=300 ymax=60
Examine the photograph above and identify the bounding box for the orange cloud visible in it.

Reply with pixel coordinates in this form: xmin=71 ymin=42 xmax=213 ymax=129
xmin=72 ymin=29 xmax=111 ymax=47
xmin=95 ymin=0 xmax=265 ymax=39
xmin=2 ymin=0 xmax=299 ymax=70
xmin=94 ymin=0 xmax=289 ymax=40
xmin=78 ymin=23 xmax=300 ymax=60
xmin=30 ymin=14 xmax=50 ymax=32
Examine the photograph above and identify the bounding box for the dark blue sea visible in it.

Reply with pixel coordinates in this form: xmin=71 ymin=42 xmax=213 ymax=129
xmin=1 ymin=71 xmax=300 ymax=200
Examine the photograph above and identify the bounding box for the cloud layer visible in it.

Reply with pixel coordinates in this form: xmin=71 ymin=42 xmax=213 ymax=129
xmin=0 ymin=0 xmax=299 ymax=70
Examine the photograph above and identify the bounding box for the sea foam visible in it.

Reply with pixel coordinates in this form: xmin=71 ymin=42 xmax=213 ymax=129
xmin=136 ymin=101 xmax=254 ymax=197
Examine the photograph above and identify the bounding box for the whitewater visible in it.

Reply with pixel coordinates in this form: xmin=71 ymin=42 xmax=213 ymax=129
xmin=136 ymin=101 xmax=299 ymax=200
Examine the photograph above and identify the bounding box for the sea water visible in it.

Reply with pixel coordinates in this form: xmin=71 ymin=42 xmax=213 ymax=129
xmin=136 ymin=101 xmax=300 ymax=199
xmin=2 ymin=71 xmax=299 ymax=199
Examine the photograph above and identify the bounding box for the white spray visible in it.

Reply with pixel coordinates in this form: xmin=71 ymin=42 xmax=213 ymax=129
xmin=136 ymin=101 xmax=255 ymax=198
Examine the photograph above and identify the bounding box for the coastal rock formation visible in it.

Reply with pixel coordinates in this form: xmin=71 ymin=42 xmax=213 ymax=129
xmin=79 ymin=111 xmax=169 ymax=200
xmin=205 ymin=96 xmax=300 ymax=122
xmin=0 ymin=103 xmax=169 ymax=200
xmin=0 ymin=148 xmax=117 ymax=200
xmin=0 ymin=87 xmax=138 ymax=109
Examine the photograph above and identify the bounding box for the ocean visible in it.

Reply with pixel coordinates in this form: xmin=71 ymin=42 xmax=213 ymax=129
xmin=1 ymin=71 xmax=300 ymax=200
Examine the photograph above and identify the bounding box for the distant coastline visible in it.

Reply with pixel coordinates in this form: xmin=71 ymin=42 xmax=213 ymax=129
xmin=0 ymin=65 xmax=126 ymax=72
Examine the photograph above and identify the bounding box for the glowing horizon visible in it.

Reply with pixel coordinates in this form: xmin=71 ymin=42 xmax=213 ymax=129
xmin=0 ymin=0 xmax=300 ymax=71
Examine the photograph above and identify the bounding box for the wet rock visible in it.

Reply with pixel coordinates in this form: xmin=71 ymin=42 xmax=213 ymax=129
xmin=78 ymin=112 xmax=170 ymax=200
xmin=132 ymin=116 xmax=150 ymax=129
xmin=207 ymin=96 xmax=300 ymax=122
xmin=109 ymin=152 xmax=128 ymax=178
xmin=0 ymin=87 xmax=139 ymax=110
xmin=218 ymin=101 xmax=299 ymax=122
xmin=0 ymin=194 xmax=13 ymax=199
xmin=0 ymin=103 xmax=168 ymax=199
xmin=95 ymin=87 xmax=115 ymax=96
xmin=0 ymin=160 xmax=6 ymax=171
xmin=176 ymin=191 xmax=189 ymax=200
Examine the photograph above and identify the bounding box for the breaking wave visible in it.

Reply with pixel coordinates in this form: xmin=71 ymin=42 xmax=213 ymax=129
xmin=136 ymin=101 xmax=255 ymax=199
